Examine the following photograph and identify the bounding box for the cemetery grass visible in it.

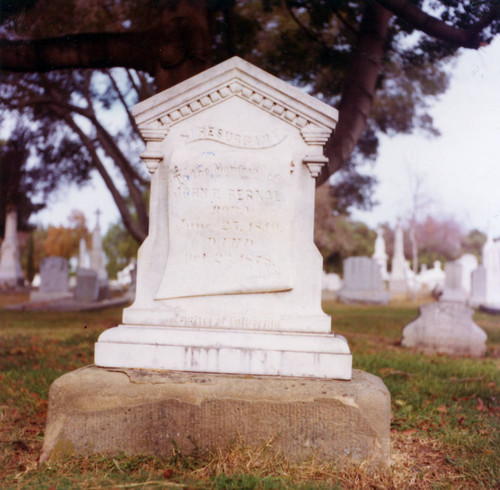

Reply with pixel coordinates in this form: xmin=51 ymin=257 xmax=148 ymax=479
xmin=0 ymin=294 xmax=498 ymax=489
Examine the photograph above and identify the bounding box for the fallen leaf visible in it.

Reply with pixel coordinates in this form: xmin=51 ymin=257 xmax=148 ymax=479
xmin=437 ymin=405 xmax=447 ymax=413
xmin=477 ymin=398 xmax=487 ymax=412
xmin=402 ymin=429 xmax=418 ymax=435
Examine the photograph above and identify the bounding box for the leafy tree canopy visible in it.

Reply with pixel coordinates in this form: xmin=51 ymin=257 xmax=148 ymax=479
xmin=0 ymin=0 xmax=498 ymax=241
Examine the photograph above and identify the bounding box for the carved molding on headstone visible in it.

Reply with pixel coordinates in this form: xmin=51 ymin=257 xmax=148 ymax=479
xmin=303 ymin=155 xmax=329 ymax=178
xmin=140 ymin=128 xmax=166 ymax=174
xmin=300 ymin=124 xmax=330 ymax=178
xmin=137 ymin=81 xmax=315 ymax=134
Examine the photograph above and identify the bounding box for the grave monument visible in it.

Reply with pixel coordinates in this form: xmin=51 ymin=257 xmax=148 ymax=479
xmin=481 ymin=230 xmax=500 ymax=310
xmin=470 ymin=265 xmax=486 ymax=307
xmin=0 ymin=208 xmax=24 ymax=288
xmin=402 ymin=301 xmax=487 ymax=357
xmin=88 ymin=210 xmax=109 ymax=300
xmin=41 ymin=58 xmax=390 ymax=468
xmin=389 ymin=221 xmax=408 ymax=295
xmin=338 ymin=256 xmax=390 ymax=304
xmin=457 ymin=253 xmax=478 ymax=296
xmin=30 ymin=256 xmax=72 ymax=302
xmin=372 ymin=227 xmax=389 ymax=280
xmin=440 ymin=261 xmax=468 ymax=303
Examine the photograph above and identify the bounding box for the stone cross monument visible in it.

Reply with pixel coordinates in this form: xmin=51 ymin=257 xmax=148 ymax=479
xmin=95 ymin=56 xmax=351 ymax=379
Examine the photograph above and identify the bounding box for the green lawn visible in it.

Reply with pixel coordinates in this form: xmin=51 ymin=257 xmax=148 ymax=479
xmin=0 ymin=294 xmax=498 ymax=489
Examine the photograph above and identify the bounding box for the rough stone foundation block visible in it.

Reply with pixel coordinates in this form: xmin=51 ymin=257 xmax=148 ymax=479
xmin=40 ymin=366 xmax=390 ymax=469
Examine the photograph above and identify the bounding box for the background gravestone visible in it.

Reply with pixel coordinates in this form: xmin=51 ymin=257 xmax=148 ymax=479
xmin=338 ymin=256 xmax=390 ymax=305
xmin=469 ymin=265 xmax=486 ymax=307
xmin=75 ymin=268 xmax=99 ymax=302
xmin=440 ymin=261 xmax=467 ymax=303
xmin=482 ymin=233 xmax=500 ymax=310
xmin=30 ymin=256 xmax=72 ymax=302
xmin=402 ymin=301 xmax=486 ymax=357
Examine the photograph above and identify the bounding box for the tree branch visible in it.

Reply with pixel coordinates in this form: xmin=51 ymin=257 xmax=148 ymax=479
xmin=284 ymin=1 xmax=339 ymax=51
xmin=51 ymin=105 xmax=147 ymax=243
xmin=0 ymin=32 xmax=154 ymax=73
xmin=103 ymin=69 xmax=141 ymax=142
xmin=376 ymin=0 xmax=499 ymax=49
xmin=318 ymin=2 xmax=392 ymax=185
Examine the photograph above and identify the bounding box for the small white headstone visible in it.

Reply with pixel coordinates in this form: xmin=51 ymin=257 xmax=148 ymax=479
xmin=95 ymin=57 xmax=351 ymax=379
xmin=456 ymin=253 xmax=478 ymax=296
xmin=470 ymin=265 xmax=486 ymax=307
xmin=440 ymin=261 xmax=468 ymax=303
xmin=482 ymin=233 xmax=500 ymax=309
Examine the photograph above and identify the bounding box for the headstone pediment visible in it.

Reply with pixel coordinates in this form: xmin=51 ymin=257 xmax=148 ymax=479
xmin=133 ymin=56 xmax=338 ymax=139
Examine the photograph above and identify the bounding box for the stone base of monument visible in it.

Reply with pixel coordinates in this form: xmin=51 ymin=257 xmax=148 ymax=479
xmin=29 ymin=291 xmax=73 ymax=303
xmin=40 ymin=366 xmax=390 ymax=469
xmin=95 ymin=325 xmax=352 ymax=379
xmin=402 ymin=301 xmax=487 ymax=357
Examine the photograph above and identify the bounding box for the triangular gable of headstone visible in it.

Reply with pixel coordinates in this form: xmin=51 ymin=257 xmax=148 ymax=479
xmin=95 ymin=57 xmax=351 ymax=379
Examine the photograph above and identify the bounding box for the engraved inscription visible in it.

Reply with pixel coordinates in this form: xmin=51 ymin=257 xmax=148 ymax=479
xmin=155 ymin=149 xmax=294 ymax=299
xmin=181 ymin=125 xmax=287 ymax=148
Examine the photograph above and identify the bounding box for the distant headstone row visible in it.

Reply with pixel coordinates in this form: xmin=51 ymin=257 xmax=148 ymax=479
xmin=325 ymin=222 xmax=500 ymax=315
xmin=28 ymin=211 xmax=115 ymax=304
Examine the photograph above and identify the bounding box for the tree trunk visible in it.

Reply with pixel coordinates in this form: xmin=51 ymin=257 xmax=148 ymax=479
xmin=318 ymin=2 xmax=392 ymax=186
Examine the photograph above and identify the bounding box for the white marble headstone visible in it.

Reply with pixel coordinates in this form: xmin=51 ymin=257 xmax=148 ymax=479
xmin=440 ymin=261 xmax=468 ymax=303
xmin=482 ymin=233 xmax=500 ymax=308
xmin=94 ymin=57 xmax=351 ymax=379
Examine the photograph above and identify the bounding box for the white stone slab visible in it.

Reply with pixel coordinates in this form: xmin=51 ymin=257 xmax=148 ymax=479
xmin=95 ymin=57 xmax=351 ymax=379
xmin=95 ymin=325 xmax=351 ymax=379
